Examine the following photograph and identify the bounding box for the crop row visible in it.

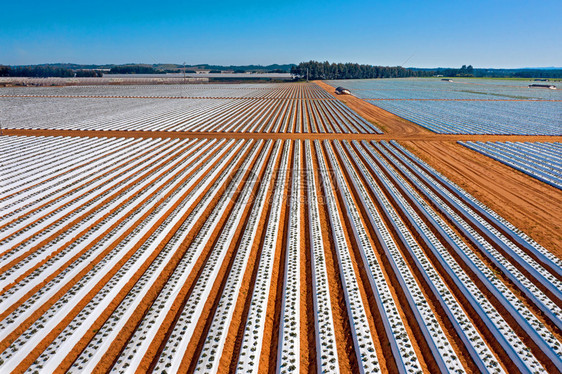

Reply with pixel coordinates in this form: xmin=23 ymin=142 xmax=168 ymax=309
xmin=0 ymin=135 xmax=560 ymax=373
xmin=324 ymin=79 xmax=561 ymax=135
xmin=460 ymin=141 xmax=562 ymax=189
xmin=1 ymin=82 xmax=335 ymax=100
xmin=325 ymin=78 xmax=561 ymax=101
xmin=363 ymin=100 xmax=561 ymax=135
xmin=1 ymin=85 xmax=379 ymax=134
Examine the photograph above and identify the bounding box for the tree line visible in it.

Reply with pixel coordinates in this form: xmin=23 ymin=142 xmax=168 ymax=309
xmin=107 ymin=65 xmax=164 ymax=74
xmin=425 ymin=66 xmax=562 ymax=79
xmin=436 ymin=65 xmax=474 ymax=77
xmin=0 ymin=65 xmax=103 ymax=77
xmin=290 ymin=61 xmax=433 ymax=80
xmin=2 ymin=62 xmax=561 ymax=79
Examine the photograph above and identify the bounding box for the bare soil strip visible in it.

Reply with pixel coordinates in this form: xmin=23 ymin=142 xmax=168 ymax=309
xmin=3 ymin=128 xmax=561 ymax=143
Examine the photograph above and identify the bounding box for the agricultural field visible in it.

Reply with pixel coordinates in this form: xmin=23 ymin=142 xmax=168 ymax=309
xmin=460 ymin=141 xmax=562 ymax=190
xmin=325 ymin=78 xmax=562 ymax=135
xmin=0 ymin=84 xmax=379 ymax=134
xmin=1 ymin=82 xmax=561 ymax=373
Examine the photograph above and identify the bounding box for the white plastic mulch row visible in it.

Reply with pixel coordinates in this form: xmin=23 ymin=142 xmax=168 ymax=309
xmin=1 ymin=84 xmax=379 ymax=134
xmin=107 ymin=139 xmax=260 ymax=373
xmin=460 ymin=141 xmax=562 ymax=189
xmin=303 ymin=140 xmax=340 ymax=373
xmin=277 ymin=140 xmax=301 ymax=373
xmin=26 ymin=139 xmax=240 ymax=373
xmin=152 ymin=140 xmax=277 ymax=373
xmin=314 ymin=140 xmax=379 ymax=373
xmin=191 ymin=141 xmax=284 ymax=373
xmin=361 ymin=141 xmax=546 ymax=372
xmin=64 ymin=139 xmax=248 ymax=372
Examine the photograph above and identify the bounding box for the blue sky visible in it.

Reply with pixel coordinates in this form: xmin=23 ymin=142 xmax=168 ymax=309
xmin=2 ymin=0 xmax=561 ymax=68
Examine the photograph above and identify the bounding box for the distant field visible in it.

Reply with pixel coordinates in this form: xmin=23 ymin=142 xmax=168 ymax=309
xmin=325 ymin=78 xmax=562 ymax=135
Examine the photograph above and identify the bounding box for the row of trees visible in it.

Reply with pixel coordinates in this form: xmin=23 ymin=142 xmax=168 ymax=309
xmin=107 ymin=65 xmax=164 ymax=74
xmin=430 ymin=65 xmax=562 ymax=79
xmin=291 ymin=61 xmax=433 ymax=80
xmin=0 ymin=65 xmax=103 ymax=78
xmin=3 ymin=62 xmax=561 ymax=79
xmin=510 ymin=70 xmax=562 ymax=78
xmin=437 ymin=65 xmax=474 ymax=77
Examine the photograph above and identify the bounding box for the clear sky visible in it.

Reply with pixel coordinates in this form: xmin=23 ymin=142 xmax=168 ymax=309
xmin=2 ymin=0 xmax=561 ymax=68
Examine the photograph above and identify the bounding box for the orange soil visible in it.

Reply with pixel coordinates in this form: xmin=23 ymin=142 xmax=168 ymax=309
xmin=260 ymin=141 xmax=292 ymax=373
xmin=357 ymin=141 xmax=519 ymax=371
xmin=312 ymin=81 xmax=562 ymax=259
xmin=352 ymin=140 xmax=483 ymax=371
xmin=363 ymin=141 xmax=561 ymax=371
xmin=373 ymin=141 xmax=560 ymax=367
xmin=3 ymin=81 xmax=562 ymax=372
xmin=137 ymin=141 xmax=267 ymax=373
xmin=0 ymin=140 xmax=205 ymax=294
xmin=0 ymin=141 xmax=206 ymax=327
xmin=0 ymin=139 xmax=181 ymax=254
xmin=321 ymin=141 xmax=398 ymax=373
xmin=331 ymin=141 xmax=446 ymax=373
xmin=402 ymin=141 xmax=562 ymax=258
xmin=299 ymin=144 xmax=316 ymax=372
xmin=313 ymin=81 xmax=432 ymax=136
xmin=0 ymin=138 xmax=148 ymax=231
xmin=177 ymin=143 xmax=277 ymax=374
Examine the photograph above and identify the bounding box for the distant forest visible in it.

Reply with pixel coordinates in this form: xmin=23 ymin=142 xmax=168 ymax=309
xmin=1 ymin=62 xmax=561 ymax=79
xmin=0 ymin=63 xmax=295 ymax=78
xmin=0 ymin=65 xmax=103 ymax=78
xmin=292 ymin=61 xmax=562 ymax=80
xmin=291 ymin=61 xmax=431 ymax=80
xmin=428 ymin=66 xmax=562 ymax=79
